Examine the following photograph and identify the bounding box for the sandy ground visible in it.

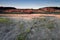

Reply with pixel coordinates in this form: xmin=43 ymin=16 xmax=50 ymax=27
xmin=0 ymin=14 xmax=60 ymax=19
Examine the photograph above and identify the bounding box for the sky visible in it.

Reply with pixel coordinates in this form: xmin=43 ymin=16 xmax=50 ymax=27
xmin=0 ymin=0 xmax=60 ymax=9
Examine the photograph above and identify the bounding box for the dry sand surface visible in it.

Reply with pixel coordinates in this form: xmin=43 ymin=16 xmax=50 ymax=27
xmin=0 ymin=14 xmax=60 ymax=19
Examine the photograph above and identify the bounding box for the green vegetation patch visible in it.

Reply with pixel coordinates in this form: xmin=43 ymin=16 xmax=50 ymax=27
xmin=16 ymin=16 xmax=56 ymax=40
xmin=33 ymin=17 xmax=55 ymax=29
xmin=17 ymin=28 xmax=31 ymax=40
xmin=0 ymin=18 xmax=12 ymax=24
xmin=46 ymin=20 xmax=55 ymax=29
xmin=19 ymin=23 xmax=24 ymax=29
xmin=17 ymin=32 xmax=27 ymax=40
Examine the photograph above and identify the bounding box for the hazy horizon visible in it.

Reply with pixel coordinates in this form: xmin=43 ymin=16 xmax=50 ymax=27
xmin=0 ymin=0 xmax=60 ymax=9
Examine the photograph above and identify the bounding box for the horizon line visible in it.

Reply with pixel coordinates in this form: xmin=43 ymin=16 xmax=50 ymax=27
xmin=0 ymin=6 xmax=60 ymax=9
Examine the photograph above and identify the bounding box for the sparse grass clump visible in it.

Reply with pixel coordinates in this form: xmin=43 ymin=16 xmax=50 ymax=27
xmin=16 ymin=16 xmax=56 ymax=40
xmin=32 ymin=17 xmax=55 ymax=30
xmin=17 ymin=21 xmax=31 ymax=40
xmin=19 ymin=23 xmax=24 ymax=29
xmin=17 ymin=32 xmax=27 ymax=40
xmin=0 ymin=18 xmax=12 ymax=24
xmin=0 ymin=18 xmax=8 ymax=22
xmin=46 ymin=21 xmax=55 ymax=29
xmin=17 ymin=28 xmax=31 ymax=40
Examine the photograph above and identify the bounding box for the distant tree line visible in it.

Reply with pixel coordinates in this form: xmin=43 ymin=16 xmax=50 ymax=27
xmin=0 ymin=7 xmax=16 ymax=10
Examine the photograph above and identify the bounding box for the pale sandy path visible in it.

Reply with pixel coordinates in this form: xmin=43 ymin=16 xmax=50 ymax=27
xmin=0 ymin=14 xmax=60 ymax=19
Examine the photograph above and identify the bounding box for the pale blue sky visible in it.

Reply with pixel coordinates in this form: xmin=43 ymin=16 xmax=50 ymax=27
xmin=0 ymin=0 xmax=60 ymax=9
